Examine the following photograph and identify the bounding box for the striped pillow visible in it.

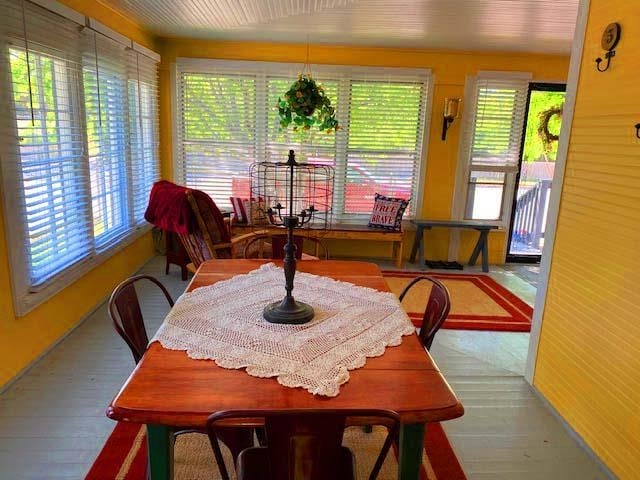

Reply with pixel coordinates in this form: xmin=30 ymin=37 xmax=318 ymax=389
xmin=230 ymin=197 xmax=248 ymax=223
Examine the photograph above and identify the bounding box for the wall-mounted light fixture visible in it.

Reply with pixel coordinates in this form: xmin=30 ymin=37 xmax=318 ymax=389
xmin=595 ymin=22 xmax=621 ymax=72
xmin=442 ymin=98 xmax=461 ymax=141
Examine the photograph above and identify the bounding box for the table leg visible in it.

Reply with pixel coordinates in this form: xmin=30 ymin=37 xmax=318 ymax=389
xmin=468 ymin=230 xmax=484 ymax=266
xmin=398 ymin=423 xmax=425 ymax=480
xmin=409 ymin=226 xmax=422 ymax=263
xmin=146 ymin=424 xmax=174 ymax=480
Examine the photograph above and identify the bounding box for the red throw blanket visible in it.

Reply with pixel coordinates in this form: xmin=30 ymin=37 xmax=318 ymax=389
xmin=144 ymin=180 xmax=192 ymax=234
xmin=144 ymin=181 xmax=230 ymax=243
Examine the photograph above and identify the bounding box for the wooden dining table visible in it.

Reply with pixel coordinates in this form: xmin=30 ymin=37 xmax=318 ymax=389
xmin=107 ymin=259 xmax=464 ymax=480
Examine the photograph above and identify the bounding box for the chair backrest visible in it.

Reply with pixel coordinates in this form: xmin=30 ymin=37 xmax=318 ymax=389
xmin=207 ymin=409 xmax=399 ymax=480
xmin=184 ymin=189 xmax=234 ymax=264
xmin=108 ymin=275 xmax=174 ymax=364
xmin=243 ymin=234 xmax=329 ymax=260
xmin=398 ymin=276 xmax=450 ymax=350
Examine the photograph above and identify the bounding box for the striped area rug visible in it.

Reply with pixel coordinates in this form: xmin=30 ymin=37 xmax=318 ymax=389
xmin=85 ymin=422 xmax=466 ymax=480
xmin=383 ymin=271 xmax=533 ymax=332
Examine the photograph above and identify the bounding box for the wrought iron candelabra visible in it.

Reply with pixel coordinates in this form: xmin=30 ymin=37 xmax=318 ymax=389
xmin=249 ymin=150 xmax=334 ymax=324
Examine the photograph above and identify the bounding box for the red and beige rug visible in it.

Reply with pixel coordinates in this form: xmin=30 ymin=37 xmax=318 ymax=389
xmin=86 ymin=422 xmax=466 ymax=480
xmin=383 ymin=271 xmax=533 ymax=332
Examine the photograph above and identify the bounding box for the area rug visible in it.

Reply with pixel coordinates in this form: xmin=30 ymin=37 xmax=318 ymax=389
xmin=85 ymin=422 xmax=466 ymax=480
xmin=383 ymin=271 xmax=533 ymax=332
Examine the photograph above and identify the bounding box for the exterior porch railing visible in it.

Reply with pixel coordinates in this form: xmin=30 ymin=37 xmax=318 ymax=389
xmin=512 ymin=179 xmax=552 ymax=251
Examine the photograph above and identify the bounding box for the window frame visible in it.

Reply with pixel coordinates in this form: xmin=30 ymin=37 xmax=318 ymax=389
xmin=0 ymin=6 xmax=160 ymax=316
xmin=172 ymin=58 xmax=432 ymax=222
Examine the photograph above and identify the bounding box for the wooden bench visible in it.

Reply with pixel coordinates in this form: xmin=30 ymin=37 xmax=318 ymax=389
xmin=409 ymin=219 xmax=499 ymax=272
xmin=233 ymin=223 xmax=405 ymax=267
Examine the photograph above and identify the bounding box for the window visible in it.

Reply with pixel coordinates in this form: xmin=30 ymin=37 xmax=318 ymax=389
xmin=0 ymin=0 xmax=160 ymax=314
xmin=455 ymin=72 xmax=530 ymax=223
xmin=175 ymin=60 xmax=430 ymax=220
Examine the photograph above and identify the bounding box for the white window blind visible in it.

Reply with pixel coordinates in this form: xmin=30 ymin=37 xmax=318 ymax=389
xmin=458 ymin=72 xmax=530 ymax=221
xmin=1 ymin=0 xmax=92 ymax=286
xmin=468 ymin=74 xmax=529 ymax=170
xmin=0 ymin=0 xmax=160 ymax=314
xmin=128 ymin=51 xmax=160 ymax=223
xmin=83 ymin=30 xmax=130 ymax=248
xmin=175 ymin=60 xmax=430 ymax=219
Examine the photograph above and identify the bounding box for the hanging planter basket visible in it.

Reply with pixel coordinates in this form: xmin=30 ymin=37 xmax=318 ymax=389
xmin=278 ymin=74 xmax=339 ymax=133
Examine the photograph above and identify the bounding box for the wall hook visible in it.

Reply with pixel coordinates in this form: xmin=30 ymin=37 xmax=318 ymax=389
xmin=595 ymin=22 xmax=621 ymax=72
xmin=635 ymin=123 xmax=640 ymax=139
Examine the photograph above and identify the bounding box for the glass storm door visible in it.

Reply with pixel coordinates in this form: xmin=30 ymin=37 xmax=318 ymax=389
xmin=507 ymin=83 xmax=566 ymax=262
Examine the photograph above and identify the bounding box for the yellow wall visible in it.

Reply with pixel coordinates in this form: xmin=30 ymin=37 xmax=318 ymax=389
xmin=533 ymin=1 xmax=640 ymax=478
xmin=158 ymin=39 xmax=569 ymax=263
xmin=0 ymin=1 xmax=158 ymax=388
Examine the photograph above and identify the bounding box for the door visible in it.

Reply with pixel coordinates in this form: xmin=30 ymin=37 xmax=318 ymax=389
xmin=507 ymin=83 xmax=566 ymax=262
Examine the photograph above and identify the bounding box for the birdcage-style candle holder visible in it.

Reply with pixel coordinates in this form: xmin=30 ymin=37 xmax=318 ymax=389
xmin=249 ymin=150 xmax=334 ymax=324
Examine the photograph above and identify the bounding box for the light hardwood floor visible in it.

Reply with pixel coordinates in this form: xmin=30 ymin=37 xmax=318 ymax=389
xmin=0 ymin=257 xmax=609 ymax=479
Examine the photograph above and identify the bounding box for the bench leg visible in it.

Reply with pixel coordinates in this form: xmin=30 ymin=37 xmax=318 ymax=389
xmin=393 ymin=240 xmax=403 ymax=268
xmin=468 ymin=230 xmax=490 ymax=272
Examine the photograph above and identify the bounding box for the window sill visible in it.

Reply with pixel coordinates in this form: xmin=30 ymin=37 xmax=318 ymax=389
xmin=14 ymin=225 xmax=153 ymax=317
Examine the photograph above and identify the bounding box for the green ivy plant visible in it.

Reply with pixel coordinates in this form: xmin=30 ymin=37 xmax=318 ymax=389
xmin=278 ymin=74 xmax=339 ymax=133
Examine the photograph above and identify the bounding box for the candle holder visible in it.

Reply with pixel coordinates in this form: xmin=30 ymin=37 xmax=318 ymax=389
xmin=249 ymin=150 xmax=334 ymax=324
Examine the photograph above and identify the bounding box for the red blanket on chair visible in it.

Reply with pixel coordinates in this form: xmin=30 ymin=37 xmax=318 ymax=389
xmin=144 ymin=180 xmax=192 ymax=234
xmin=144 ymin=181 xmax=231 ymax=244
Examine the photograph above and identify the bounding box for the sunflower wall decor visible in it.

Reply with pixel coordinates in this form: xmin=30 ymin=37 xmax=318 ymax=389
xmin=278 ymin=74 xmax=339 ymax=133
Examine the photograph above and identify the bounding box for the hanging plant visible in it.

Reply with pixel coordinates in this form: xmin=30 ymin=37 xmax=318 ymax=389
xmin=537 ymin=105 xmax=563 ymax=152
xmin=278 ymin=74 xmax=339 ymax=133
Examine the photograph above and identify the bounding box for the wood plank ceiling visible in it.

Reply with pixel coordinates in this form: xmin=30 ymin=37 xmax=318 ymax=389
xmin=107 ymin=0 xmax=579 ymax=54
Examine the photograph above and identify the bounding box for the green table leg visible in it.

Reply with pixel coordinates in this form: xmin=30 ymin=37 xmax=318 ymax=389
xmin=146 ymin=424 xmax=174 ymax=480
xmin=398 ymin=423 xmax=425 ymax=480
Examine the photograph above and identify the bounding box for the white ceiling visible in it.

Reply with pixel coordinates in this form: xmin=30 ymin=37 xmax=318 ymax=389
xmin=108 ymin=0 xmax=579 ymax=54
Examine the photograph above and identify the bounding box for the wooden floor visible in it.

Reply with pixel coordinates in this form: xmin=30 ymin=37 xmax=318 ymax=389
xmin=0 ymin=257 xmax=609 ymax=479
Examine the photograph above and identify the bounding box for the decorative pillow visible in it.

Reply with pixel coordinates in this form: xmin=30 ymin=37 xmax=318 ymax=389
xmin=229 ymin=196 xmax=248 ymax=223
xmin=368 ymin=193 xmax=409 ymax=231
xmin=246 ymin=200 xmax=272 ymax=226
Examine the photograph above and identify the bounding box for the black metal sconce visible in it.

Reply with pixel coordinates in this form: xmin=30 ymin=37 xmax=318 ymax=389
xmin=442 ymin=98 xmax=461 ymax=141
xmin=595 ymin=22 xmax=621 ymax=72
xmin=635 ymin=123 xmax=640 ymax=139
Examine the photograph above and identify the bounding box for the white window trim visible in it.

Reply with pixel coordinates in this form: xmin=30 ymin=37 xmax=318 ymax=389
xmin=171 ymin=58 xmax=432 ymax=221
xmin=0 ymin=0 xmax=161 ymax=316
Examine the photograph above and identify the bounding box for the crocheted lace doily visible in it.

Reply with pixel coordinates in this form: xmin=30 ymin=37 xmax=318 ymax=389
xmin=153 ymin=263 xmax=415 ymax=396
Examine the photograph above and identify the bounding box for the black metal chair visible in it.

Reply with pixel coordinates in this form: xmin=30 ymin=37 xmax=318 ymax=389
xmin=398 ymin=276 xmax=451 ymax=350
xmin=108 ymin=274 xmax=174 ymax=364
xmin=108 ymin=275 xmax=253 ymax=464
xmin=207 ymin=409 xmax=400 ymax=480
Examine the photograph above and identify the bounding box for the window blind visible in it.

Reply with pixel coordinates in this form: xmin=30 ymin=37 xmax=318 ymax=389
xmin=177 ymin=71 xmax=257 ymax=205
xmin=82 ymin=30 xmax=130 ymax=248
xmin=1 ymin=0 xmax=92 ymax=286
xmin=468 ymin=73 xmax=530 ymax=170
xmin=128 ymin=50 xmax=160 ymax=223
xmin=457 ymin=72 xmax=531 ymax=222
xmin=0 ymin=0 xmax=161 ymax=313
xmin=175 ymin=60 xmax=430 ymax=218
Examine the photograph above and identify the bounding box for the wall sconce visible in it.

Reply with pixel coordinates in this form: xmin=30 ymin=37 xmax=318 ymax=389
xmin=595 ymin=22 xmax=621 ymax=72
xmin=442 ymin=98 xmax=461 ymax=141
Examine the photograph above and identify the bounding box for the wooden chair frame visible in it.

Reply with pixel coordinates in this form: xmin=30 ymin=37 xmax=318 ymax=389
xmin=242 ymin=233 xmax=330 ymax=260
xmin=208 ymin=409 xmax=399 ymax=480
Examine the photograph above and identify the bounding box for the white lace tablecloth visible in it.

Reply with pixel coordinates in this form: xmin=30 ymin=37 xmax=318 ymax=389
xmin=153 ymin=263 xmax=415 ymax=396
